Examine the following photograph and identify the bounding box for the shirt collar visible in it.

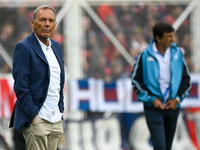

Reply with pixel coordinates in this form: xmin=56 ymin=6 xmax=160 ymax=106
xmin=152 ymin=42 xmax=170 ymax=57
xmin=152 ymin=42 xmax=158 ymax=53
xmin=34 ymin=34 xmax=51 ymax=51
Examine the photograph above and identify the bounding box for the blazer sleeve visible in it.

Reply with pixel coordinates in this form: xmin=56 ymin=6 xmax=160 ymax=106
xmin=12 ymin=42 xmax=39 ymax=123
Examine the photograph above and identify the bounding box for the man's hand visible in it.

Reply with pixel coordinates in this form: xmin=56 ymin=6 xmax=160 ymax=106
xmin=153 ymin=98 xmax=165 ymax=110
xmin=31 ymin=114 xmax=38 ymax=124
xmin=164 ymin=99 xmax=178 ymax=110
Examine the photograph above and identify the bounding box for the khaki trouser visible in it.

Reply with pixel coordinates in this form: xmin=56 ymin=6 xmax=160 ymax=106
xmin=23 ymin=115 xmax=63 ymax=150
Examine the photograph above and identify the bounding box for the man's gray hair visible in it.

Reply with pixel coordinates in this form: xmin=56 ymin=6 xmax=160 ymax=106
xmin=33 ymin=5 xmax=56 ymax=22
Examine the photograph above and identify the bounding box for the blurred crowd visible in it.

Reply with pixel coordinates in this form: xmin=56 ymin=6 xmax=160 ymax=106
xmin=0 ymin=6 xmax=63 ymax=74
xmin=83 ymin=4 xmax=193 ymax=82
xmin=0 ymin=4 xmax=193 ymax=81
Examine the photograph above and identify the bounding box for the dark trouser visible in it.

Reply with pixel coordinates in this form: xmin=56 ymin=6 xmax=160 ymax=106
xmin=144 ymin=105 xmax=180 ymax=150
xmin=13 ymin=129 xmax=26 ymax=150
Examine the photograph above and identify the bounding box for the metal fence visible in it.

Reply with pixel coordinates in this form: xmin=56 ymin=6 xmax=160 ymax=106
xmin=82 ymin=3 xmax=193 ymax=80
xmin=0 ymin=0 xmax=198 ymax=79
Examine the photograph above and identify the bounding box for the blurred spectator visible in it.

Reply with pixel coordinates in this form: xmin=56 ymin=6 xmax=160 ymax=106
xmin=97 ymin=4 xmax=114 ymax=24
xmin=16 ymin=7 xmax=31 ymax=32
xmin=82 ymin=16 xmax=103 ymax=77
xmin=82 ymin=16 xmax=98 ymax=50
xmin=106 ymin=15 xmax=121 ymax=33
xmin=173 ymin=33 xmax=179 ymax=45
xmin=130 ymin=5 xmax=146 ymax=28
xmin=129 ymin=28 xmax=148 ymax=60
xmin=110 ymin=59 xmax=127 ymax=80
xmin=180 ymin=33 xmax=194 ymax=72
xmin=17 ymin=30 xmax=30 ymax=43
xmin=165 ymin=6 xmax=186 ymax=25
xmin=0 ymin=21 xmax=16 ymax=73
xmin=146 ymin=4 xmax=166 ymax=23
xmin=180 ymin=33 xmax=191 ymax=57
xmin=97 ymin=4 xmax=121 ymax=34
xmin=92 ymin=54 xmax=108 ymax=79
xmin=143 ymin=18 xmax=157 ymax=43
xmin=88 ymin=32 xmax=102 ymax=73
xmin=83 ymin=58 xmax=91 ymax=77
xmin=51 ymin=28 xmax=63 ymax=45
xmin=117 ymin=4 xmax=136 ymax=49
xmin=103 ymin=30 xmax=127 ymax=64
xmin=104 ymin=67 xmax=112 ymax=82
xmin=51 ymin=25 xmax=64 ymax=50
xmin=0 ymin=22 xmax=16 ymax=56
xmin=112 ymin=30 xmax=127 ymax=60
xmin=165 ymin=5 xmax=189 ymax=41
xmin=0 ymin=8 xmax=16 ymax=29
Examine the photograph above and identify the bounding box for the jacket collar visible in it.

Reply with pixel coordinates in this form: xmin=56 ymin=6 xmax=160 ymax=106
xmin=30 ymin=33 xmax=63 ymax=69
xmin=147 ymin=40 xmax=178 ymax=58
xmin=30 ymin=33 xmax=48 ymax=63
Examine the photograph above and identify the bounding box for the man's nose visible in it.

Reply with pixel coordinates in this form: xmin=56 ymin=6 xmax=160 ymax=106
xmin=171 ymin=35 xmax=175 ymax=42
xmin=44 ymin=20 xmax=50 ymax=26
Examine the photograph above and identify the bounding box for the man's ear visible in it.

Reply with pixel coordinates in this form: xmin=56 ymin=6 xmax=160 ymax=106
xmin=155 ymin=36 xmax=160 ymax=43
xmin=31 ymin=19 xmax=35 ymax=29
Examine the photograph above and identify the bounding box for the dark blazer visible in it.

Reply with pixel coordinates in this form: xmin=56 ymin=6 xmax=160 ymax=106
xmin=9 ymin=33 xmax=65 ymax=130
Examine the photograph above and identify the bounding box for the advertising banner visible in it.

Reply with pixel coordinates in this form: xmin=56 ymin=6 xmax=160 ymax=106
xmin=69 ymin=75 xmax=200 ymax=113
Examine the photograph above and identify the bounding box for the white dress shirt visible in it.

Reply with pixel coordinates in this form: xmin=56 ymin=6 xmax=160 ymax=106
xmin=152 ymin=42 xmax=171 ymax=101
xmin=35 ymin=35 xmax=62 ymax=123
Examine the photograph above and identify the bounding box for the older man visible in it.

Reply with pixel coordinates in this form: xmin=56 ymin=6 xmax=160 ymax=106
xmin=9 ymin=5 xmax=65 ymax=150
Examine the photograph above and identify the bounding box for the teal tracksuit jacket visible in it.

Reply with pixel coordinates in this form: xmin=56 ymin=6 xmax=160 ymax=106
xmin=132 ymin=40 xmax=191 ymax=107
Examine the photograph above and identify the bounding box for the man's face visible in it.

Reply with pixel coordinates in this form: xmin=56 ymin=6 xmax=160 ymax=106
xmin=31 ymin=8 xmax=56 ymax=40
xmin=158 ymin=32 xmax=175 ymax=48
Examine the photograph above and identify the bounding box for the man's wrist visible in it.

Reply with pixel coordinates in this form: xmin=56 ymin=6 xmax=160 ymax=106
xmin=175 ymin=97 xmax=181 ymax=104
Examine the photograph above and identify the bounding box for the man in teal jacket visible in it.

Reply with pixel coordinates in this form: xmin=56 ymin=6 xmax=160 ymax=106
xmin=132 ymin=22 xmax=191 ymax=150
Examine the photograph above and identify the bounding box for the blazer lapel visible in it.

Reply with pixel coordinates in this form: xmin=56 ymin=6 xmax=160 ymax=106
xmin=51 ymin=42 xmax=63 ymax=69
xmin=30 ymin=33 xmax=48 ymax=64
xmin=51 ymin=41 xmax=65 ymax=86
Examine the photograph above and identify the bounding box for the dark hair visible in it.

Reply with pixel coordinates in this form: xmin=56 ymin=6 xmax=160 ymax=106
xmin=33 ymin=5 xmax=56 ymax=22
xmin=153 ymin=22 xmax=174 ymax=43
